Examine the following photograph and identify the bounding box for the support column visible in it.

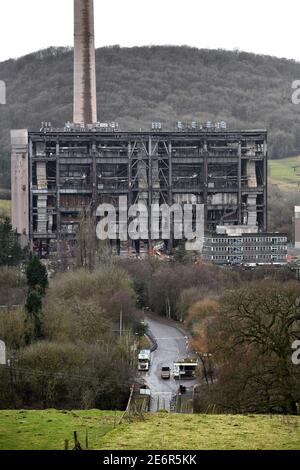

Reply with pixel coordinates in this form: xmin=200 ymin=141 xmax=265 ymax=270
xmin=148 ymin=137 xmax=153 ymax=253
xmin=263 ymin=138 xmax=268 ymax=231
xmin=168 ymin=141 xmax=174 ymax=252
xmin=238 ymin=141 xmax=242 ymax=225
xmin=128 ymin=142 xmax=133 ymax=254
xmin=92 ymin=141 xmax=97 ymax=212
xmin=203 ymin=141 xmax=208 ymax=232
xmin=56 ymin=141 xmax=61 ymax=237
xmin=29 ymin=139 xmax=33 ymax=244
xmin=128 ymin=142 xmax=132 ymax=206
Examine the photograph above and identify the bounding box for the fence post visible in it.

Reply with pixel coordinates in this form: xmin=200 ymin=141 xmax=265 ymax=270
xmin=73 ymin=431 xmax=82 ymax=450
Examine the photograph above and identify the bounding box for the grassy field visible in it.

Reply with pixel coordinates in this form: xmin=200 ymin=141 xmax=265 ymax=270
xmin=0 ymin=410 xmax=121 ymax=450
xmin=0 ymin=411 xmax=299 ymax=450
xmin=0 ymin=199 xmax=11 ymax=218
xmin=269 ymin=156 xmax=300 ymax=191
xmin=100 ymin=413 xmax=300 ymax=450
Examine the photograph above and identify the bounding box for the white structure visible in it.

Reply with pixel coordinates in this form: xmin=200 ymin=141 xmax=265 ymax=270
xmin=10 ymin=130 xmax=29 ymax=240
xmin=216 ymin=225 xmax=258 ymax=236
xmin=295 ymin=206 xmax=300 ymax=249
xmin=0 ymin=340 xmax=6 ymax=365
xmin=0 ymin=80 xmax=6 ymax=105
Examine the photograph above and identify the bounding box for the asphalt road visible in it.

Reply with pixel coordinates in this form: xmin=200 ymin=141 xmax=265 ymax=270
xmin=142 ymin=315 xmax=196 ymax=412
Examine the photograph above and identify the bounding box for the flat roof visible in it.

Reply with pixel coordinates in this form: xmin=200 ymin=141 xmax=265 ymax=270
xmin=27 ymin=129 xmax=268 ymax=139
xmin=209 ymin=232 xmax=287 ymax=237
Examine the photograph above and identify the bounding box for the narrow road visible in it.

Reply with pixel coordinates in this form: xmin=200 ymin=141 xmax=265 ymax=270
xmin=142 ymin=315 xmax=196 ymax=412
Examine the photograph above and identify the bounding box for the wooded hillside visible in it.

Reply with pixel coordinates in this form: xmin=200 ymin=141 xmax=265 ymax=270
xmin=1 ymin=45 xmax=300 ymax=187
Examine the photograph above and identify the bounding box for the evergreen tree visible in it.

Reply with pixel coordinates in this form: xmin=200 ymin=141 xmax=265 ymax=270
xmin=134 ymin=321 xmax=149 ymax=338
xmin=25 ymin=255 xmax=48 ymax=342
xmin=25 ymin=289 xmax=43 ymax=341
xmin=26 ymin=255 xmax=48 ymax=293
xmin=0 ymin=218 xmax=23 ymax=266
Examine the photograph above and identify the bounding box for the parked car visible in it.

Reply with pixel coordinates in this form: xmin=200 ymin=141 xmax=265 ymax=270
xmin=161 ymin=366 xmax=171 ymax=380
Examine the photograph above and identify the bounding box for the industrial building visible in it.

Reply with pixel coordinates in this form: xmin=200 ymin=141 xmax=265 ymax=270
xmin=11 ymin=127 xmax=268 ymax=257
xmin=203 ymin=229 xmax=287 ymax=265
xmin=10 ymin=0 xmax=269 ymax=259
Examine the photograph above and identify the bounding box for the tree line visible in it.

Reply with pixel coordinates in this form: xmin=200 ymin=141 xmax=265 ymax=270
xmin=0 ymin=256 xmax=139 ymax=410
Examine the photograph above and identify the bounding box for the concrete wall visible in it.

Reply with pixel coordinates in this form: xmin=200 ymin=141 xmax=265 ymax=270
xmin=10 ymin=130 xmax=29 ymax=240
xmin=74 ymin=0 xmax=97 ymax=124
xmin=209 ymin=193 xmax=238 ymax=205
xmin=216 ymin=225 xmax=258 ymax=236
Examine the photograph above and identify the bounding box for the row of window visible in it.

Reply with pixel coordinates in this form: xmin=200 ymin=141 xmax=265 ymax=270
xmin=210 ymin=254 xmax=286 ymax=261
xmin=211 ymin=246 xmax=287 ymax=253
xmin=211 ymin=237 xmax=287 ymax=244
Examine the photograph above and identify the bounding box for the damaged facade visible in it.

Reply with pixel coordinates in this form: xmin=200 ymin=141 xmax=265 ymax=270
xmin=11 ymin=127 xmax=268 ymax=258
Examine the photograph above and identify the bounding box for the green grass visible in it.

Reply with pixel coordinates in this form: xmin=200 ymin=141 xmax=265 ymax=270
xmin=0 ymin=199 xmax=11 ymax=218
xmin=1 ymin=411 xmax=299 ymax=450
xmin=99 ymin=413 xmax=300 ymax=450
xmin=269 ymin=156 xmax=300 ymax=191
xmin=0 ymin=410 xmax=121 ymax=450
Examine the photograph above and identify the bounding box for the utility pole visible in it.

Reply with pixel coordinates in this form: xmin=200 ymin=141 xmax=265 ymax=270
xmin=119 ymin=310 xmax=123 ymax=338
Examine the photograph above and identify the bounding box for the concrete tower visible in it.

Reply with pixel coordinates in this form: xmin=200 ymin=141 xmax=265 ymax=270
xmin=10 ymin=129 xmax=29 ymax=243
xmin=73 ymin=0 xmax=97 ymax=124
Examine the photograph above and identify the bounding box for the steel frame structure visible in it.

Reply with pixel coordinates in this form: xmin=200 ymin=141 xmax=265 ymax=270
xmin=18 ymin=129 xmax=267 ymax=256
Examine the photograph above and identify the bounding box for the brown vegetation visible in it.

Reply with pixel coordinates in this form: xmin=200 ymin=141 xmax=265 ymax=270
xmin=0 ymin=264 xmax=138 ymax=410
xmin=0 ymin=267 xmax=26 ymax=306
xmin=193 ymin=281 xmax=300 ymax=414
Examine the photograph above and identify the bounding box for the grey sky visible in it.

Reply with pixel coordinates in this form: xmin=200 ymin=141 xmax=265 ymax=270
xmin=0 ymin=0 xmax=299 ymax=62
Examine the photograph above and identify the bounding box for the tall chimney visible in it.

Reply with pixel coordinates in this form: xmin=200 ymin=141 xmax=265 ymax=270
xmin=73 ymin=0 xmax=97 ymax=124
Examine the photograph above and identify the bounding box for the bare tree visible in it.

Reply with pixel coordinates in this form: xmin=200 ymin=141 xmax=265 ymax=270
xmin=204 ymin=281 xmax=300 ymax=414
xmin=76 ymin=208 xmax=97 ymax=271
